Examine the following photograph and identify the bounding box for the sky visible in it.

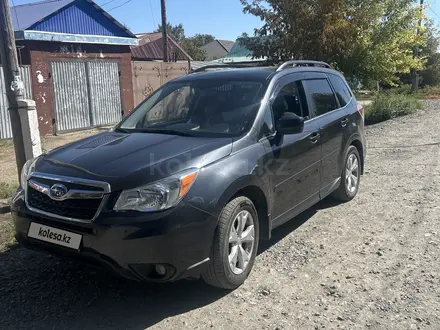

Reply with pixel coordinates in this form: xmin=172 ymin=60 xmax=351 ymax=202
xmin=8 ymin=0 xmax=440 ymax=42
xmin=10 ymin=0 xmax=264 ymax=41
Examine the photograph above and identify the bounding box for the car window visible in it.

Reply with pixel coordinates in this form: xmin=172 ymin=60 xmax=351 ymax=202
xmin=271 ymin=81 xmax=310 ymax=124
xmin=118 ymin=79 xmax=266 ymax=137
xmin=328 ymin=74 xmax=352 ymax=107
xmin=303 ymin=79 xmax=338 ymax=116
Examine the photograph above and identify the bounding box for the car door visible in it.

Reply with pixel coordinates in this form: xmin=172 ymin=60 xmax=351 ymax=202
xmin=259 ymin=73 xmax=321 ymax=228
xmin=301 ymin=73 xmax=349 ymax=197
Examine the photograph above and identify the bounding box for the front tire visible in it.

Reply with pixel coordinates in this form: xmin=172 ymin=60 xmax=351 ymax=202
xmin=332 ymin=145 xmax=361 ymax=201
xmin=202 ymin=196 xmax=259 ymax=289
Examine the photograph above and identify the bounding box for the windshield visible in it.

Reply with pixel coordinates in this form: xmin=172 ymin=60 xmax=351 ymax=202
xmin=117 ymin=79 xmax=266 ymax=137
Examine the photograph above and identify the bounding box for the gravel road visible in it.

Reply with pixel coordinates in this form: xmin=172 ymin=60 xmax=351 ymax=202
xmin=1 ymin=101 xmax=439 ymax=330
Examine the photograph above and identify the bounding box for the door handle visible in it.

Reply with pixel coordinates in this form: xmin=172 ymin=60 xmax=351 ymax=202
xmin=341 ymin=118 xmax=349 ymax=127
xmin=309 ymin=132 xmax=320 ymax=144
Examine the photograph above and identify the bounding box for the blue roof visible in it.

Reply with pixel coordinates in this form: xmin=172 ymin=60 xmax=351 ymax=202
xmin=11 ymin=0 xmax=72 ymax=30
xmin=11 ymin=0 xmax=136 ymax=38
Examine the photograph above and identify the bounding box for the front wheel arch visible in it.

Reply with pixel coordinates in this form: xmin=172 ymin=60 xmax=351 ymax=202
xmin=216 ymin=176 xmax=271 ymax=240
xmin=231 ymin=186 xmax=270 ymax=240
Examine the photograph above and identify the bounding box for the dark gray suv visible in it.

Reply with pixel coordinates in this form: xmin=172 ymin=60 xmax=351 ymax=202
xmin=12 ymin=60 xmax=366 ymax=289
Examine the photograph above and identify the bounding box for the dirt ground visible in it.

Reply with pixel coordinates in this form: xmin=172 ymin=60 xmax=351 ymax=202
xmin=1 ymin=101 xmax=440 ymax=330
xmin=0 ymin=128 xmax=108 ymax=186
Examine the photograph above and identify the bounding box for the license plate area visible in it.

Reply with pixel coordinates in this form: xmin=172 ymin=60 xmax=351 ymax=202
xmin=27 ymin=222 xmax=82 ymax=250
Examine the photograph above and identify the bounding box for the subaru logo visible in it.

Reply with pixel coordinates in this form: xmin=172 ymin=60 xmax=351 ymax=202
xmin=50 ymin=184 xmax=68 ymax=199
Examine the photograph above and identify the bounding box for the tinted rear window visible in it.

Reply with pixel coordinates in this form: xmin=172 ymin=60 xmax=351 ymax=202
xmin=328 ymin=74 xmax=353 ymax=107
xmin=303 ymin=79 xmax=338 ymax=116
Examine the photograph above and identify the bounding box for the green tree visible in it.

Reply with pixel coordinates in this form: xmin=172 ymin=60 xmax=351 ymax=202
xmin=181 ymin=34 xmax=215 ymax=60
xmin=180 ymin=38 xmax=206 ymax=60
xmin=154 ymin=22 xmax=185 ymax=43
xmin=154 ymin=23 xmax=215 ymax=60
xmin=239 ymin=0 xmax=427 ymax=87
xmin=191 ymin=34 xmax=215 ymax=47
xmin=420 ymin=20 xmax=440 ymax=86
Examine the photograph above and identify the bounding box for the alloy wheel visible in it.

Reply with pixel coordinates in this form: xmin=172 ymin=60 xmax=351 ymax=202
xmin=346 ymin=153 xmax=359 ymax=194
xmin=228 ymin=210 xmax=255 ymax=275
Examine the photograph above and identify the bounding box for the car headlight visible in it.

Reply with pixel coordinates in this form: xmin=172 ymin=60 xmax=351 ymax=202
xmin=20 ymin=157 xmax=37 ymax=189
xmin=113 ymin=168 xmax=199 ymax=212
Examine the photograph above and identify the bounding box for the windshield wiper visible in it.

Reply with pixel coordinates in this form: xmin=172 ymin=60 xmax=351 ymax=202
xmin=131 ymin=128 xmax=195 ymax=137
xmin=114 ymin=127 xmax=130 ymax=133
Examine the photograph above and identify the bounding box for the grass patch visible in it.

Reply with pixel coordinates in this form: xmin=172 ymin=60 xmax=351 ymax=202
xmin=354 ymin=91 xmax=376 ymax=101
xmin=0 ymin=214 xmax=15 ymax=251
xmin=364 ymin=92 xmax=422 ymax=125
xmin=381 ymin=85 xmax=440 ymax=99
xmin=419 ymin=86 xmax=440 ymax=99
xmin=0 ymin=139 xmax=13 ymax=150
xmin=0 ymin=182 xmax=18 ymax=199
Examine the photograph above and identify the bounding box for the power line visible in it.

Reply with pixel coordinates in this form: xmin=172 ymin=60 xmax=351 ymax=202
xmin=428 ymin=7 xmax=440 ymax=20
xmin=108 ymin=0 xmax=134 ymax=11
xmin=11 ymin=0 xmax=20 ymax=30
xmin=100 ymin=0 xmax=117 ymax=7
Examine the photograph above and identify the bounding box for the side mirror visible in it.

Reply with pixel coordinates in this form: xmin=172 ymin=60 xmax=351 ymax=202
xmin=276 ymin=112 xmax=304 ymax=135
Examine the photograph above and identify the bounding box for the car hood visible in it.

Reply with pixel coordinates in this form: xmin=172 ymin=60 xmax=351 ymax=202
xmin=34 ymin=132 xmax=233 ymax=191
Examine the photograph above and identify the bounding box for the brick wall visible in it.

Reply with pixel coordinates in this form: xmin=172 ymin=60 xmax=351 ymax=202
xmin=26 ymin=41 xmax=134 ymax=135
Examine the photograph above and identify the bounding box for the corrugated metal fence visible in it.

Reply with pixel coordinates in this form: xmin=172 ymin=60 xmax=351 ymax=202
xmin=51 ymin=61 xmax=90 ymax=132
xmin=0 ymin=66 xmax=33 ymax=139
xmin=51 ymin=60 xmax=122 ymax=132
xmin=87 ymin=62 xmax=122 ymax=126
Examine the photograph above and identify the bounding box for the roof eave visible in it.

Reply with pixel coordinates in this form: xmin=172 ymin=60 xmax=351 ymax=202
xmin=166 ymin=36 xmax=193 ymax=61
xmin=15 ymin=30 xmax=138 ymax=45
xmin=216 ymin=40 xmax=229 ymax=53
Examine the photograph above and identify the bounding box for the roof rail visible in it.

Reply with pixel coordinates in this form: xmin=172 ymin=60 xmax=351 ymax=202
xmin=276 ymin=60 xmax=332 ymax=71
xmin=191 ymin=64 xmax=250 ymax=73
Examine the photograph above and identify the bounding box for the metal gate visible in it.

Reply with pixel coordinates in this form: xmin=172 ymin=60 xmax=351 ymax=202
xmin=0 ymin=66 xmax=33 ymax=139
xmin=132 ymin=61 xmax=189 ymax=107
xmin=51 ymin=61 xmax=122 ymax=133
xmin=87 ymin=62 xmax=122 ymax=126
xmin=51 ymin=61 xmax=90 ymax=132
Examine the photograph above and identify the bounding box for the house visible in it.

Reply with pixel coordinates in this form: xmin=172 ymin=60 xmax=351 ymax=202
xmin=214 ymin=39 xmax=267 ymax=64
xmin=200 ymin=39 xmax=235 ymax=61
xmin=190 ymin=39 xmax=267 ymax=72
xmin=131 ymin=33 xmax=192 ymax=61
xmin=0 ymin=0 xmax=138 ymax=139
xmin=130 ymin=33 xmax=191 ymax=107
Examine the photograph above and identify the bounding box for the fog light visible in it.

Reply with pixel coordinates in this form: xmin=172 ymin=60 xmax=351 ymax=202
xmin=155 ymin=264 xmax=166 ymax=276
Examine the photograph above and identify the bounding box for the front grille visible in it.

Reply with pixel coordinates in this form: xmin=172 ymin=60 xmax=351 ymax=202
xmin=25 ymin=174 xmax=109 ymax=222
xmin=27 ymin=187 xmax=102 ymax=220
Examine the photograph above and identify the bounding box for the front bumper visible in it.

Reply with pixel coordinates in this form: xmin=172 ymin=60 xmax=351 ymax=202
xmin=12 ymin=196 xmax=216 ymax=282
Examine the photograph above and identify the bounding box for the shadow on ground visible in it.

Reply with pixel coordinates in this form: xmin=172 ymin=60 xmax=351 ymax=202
xmin=259 ymin=197 xmax=341 ymax=253
xmin=0 ymin=198 xmax=340 ymax=330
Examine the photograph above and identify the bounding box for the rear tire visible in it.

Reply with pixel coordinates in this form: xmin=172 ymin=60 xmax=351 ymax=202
xmin=202 ymin=196 xmax=259 ymax=289
xmin=332 ymin=145 xmax=361 ymax=201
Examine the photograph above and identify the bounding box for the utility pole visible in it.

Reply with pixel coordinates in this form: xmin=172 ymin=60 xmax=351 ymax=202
xmin=411 ymin=0 xmax=424 ymax=92
xmin=160 ymin=0 xmax=168 ymax=62
xmin=0 ymin=0 xmax=26 ymax=178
